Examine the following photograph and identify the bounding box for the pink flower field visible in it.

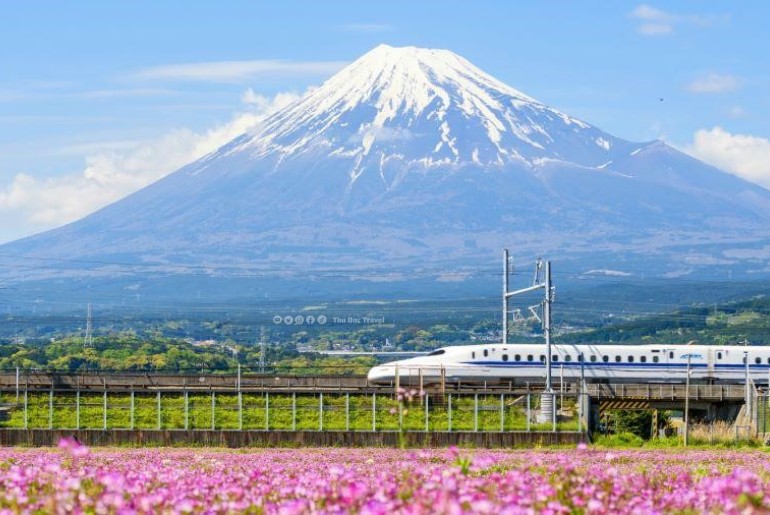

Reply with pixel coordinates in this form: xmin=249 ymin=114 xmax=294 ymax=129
xmin=1 ymin=441 xmax=769 ymax=513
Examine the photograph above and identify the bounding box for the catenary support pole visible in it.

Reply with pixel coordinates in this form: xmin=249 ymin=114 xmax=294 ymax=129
xmin=76 ymin=389 xmax=80 ymax=430
xmin=184 ymin=390 xmax=189 ymax=430
xmin=156 ymin=390 xmax=161 ymax=430
xmin=130 ymin=390 xmax=135 ymax=430
xmin=544 ymin=260 xmax=555 ymax=430
xmin=503 ymin=249 xmax=509 ymax=345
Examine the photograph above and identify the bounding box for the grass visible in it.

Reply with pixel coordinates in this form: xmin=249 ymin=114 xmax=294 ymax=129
xmin=0 ymin=391 xmax=582 ymax=432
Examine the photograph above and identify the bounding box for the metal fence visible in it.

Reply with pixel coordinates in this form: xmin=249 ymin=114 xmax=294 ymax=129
xmin=0 ymin=388 xmax=589 ymax=433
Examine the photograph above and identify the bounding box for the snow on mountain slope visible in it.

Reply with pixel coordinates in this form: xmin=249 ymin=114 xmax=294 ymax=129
xmin=213 ymin=45 xmax=632 ymax=179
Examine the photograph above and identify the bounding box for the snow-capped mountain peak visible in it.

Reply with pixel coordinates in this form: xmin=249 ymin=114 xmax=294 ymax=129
xmin=234 ymin=44 xmax=621 ymax=175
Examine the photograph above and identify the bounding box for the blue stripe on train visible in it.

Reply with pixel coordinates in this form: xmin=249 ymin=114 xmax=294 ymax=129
xmin=461 ymin=361 xmax=768 ymax=369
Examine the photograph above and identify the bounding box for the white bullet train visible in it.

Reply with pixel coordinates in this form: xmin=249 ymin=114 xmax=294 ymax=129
xmin=367 ymin=343 xmax=770 ymax=385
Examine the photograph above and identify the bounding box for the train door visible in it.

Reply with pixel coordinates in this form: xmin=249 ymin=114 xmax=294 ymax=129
xmin=707 ymin=348 xmax=715 ymax=380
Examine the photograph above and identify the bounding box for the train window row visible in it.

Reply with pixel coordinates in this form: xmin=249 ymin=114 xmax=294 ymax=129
xmin=492 ymin=354 xmax=663 ymax=364
xmin=472 ymin=350 xmax=770 ymax=365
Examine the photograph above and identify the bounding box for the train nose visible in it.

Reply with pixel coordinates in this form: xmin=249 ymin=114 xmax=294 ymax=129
xmin=367 ymin=366 xmax=394 ymax=384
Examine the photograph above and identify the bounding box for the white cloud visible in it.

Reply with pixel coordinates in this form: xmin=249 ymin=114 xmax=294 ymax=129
xmin=685 ymin=127 xmax=770 ymax=189
xmin=686 ymin=73 xmax=739 ymax=94
xmin=631 ymin=5 xmax=676 ymax=35
xmin=241 ymin=88 xmax=302 ymax=112
xmin=0 ymin=91 xmax=301 ymax=228
xmin=630 ymin=4 xmax=726 ymax=36
xmin=134 ymin=59 xmax=347 ymax=83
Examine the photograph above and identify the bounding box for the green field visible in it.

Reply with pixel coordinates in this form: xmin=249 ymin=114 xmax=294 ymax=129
xmin=0 ymin=391 xmax=582 ymax=432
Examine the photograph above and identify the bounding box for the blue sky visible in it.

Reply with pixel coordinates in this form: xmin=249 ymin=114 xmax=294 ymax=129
xmin=0 ymin=1 xmax=768 ymax=243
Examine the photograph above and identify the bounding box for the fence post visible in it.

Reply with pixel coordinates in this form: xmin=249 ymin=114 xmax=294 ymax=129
xmin=238 ymin=391 xmax=243 ymax=431
xmin=211 ymin=391 xmax=215 ymax=431
xmin=23 ymin=387 xmax=28 ymax=430
xmin=526 ymin=393 xmax=531 ymax=432
xmin=76 ymin=389 xmax=81 ymax=430
xmin=552 ymin=391 xmax=558 ymax=433
xmin=103 ymin=390 xmax=107 ymax=430
xmin=345 ymin=393 xmax=350 ymax=431
xmin=265 ymin=392 xmax=270 ymax=431
xmin=319 ymin=393 xmax=324 ymax=431
xmin=48 ymin=387 xmax=53 ymax=430
xmin=130 ymin=390 xmax=135 ymax=430
xmin=184 ymin=390 xmax=189 ymax=430
xmin=372 ymin=392 xmax=376 ymax=431
xmin=448 ymin=394 xmax=453 ymax=431
xmin=292 ymin=392 xmax=296 ymax=431
xmin=500 ymin=393 xmax=504 ymax=432
xmin=424 ymin=393 xmax=429 ymax=432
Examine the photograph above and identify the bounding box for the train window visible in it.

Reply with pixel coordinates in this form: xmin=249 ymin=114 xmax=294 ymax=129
xmin=669 ymin=351 xmax=674 ymax=359
xmin=502 ymin=354 xmax=509 ymax=362
xmin=615 ymin=355 xmax=621 ymax=363
xmin=565 ymin=355 xmax=572 ymax=362
xmin=767 ymin=357 xmax=770 ymax=365
xmin=472 ymin=352 xmax=476 ymax=359
xmin=527 ymin=354 xmax=533 ymax=362
xmin=628 ymin=356 xmax=634 ymax=363
xmin=717 ymin=352 xmax=722 ymax=360
xmin=514 ymin=354 xmax=521 ymax=361
xmin=483 ymin=349 xmax=488 ymax=357
xmin=743 ymin=356 xmax=747 ymax=364
xmin=590 ymin=355 xmax=597 ymax=362
xmin=578 ymin=354 xmax=584 ymax=362
xmin=756 ymin=357 xmax=762 ymax=365
xmin=552 ymin=355 xmax=559 ymax=363
xmin=602 ymin=356 xmax=609 ymax=363
xmin=540 ymin=355 xmax=546 ymax=362
xmin=640 ymin=356 xmax=647 ymax=363
xmin=652 ymin=356 xmax=659 ymax=363
xmin=428 ymin=350 xmax=446 ymax=356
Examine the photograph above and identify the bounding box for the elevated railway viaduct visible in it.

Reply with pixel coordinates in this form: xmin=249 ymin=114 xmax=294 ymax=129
xmin=0 ymin=371 xmax=762 ymax=446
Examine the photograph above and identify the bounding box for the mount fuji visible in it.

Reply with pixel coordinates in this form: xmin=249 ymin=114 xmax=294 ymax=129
xmin=2 ymin=45 xmax=770 ymax=301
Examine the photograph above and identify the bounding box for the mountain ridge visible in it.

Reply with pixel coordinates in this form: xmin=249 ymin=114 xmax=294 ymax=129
xmin=1 ymin=44 xmax=769 ymax=298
